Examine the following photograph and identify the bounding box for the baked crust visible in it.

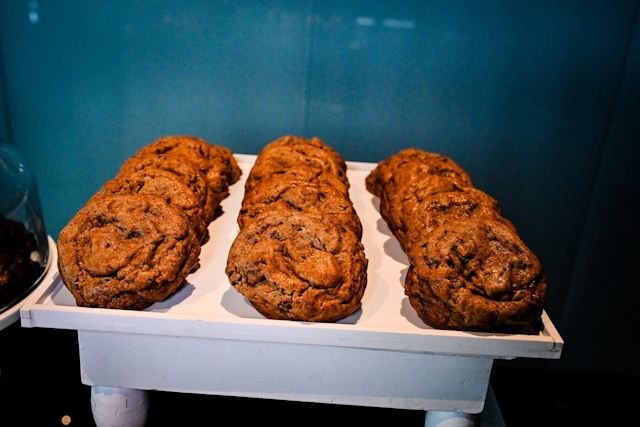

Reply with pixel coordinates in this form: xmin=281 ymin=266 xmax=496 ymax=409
xmin=118 ymin=154 xmax=211 ymax=221
xmin=245 ymin=138 xmax=349 ymax=195
xmin=238 ymin=179 xmax=363 ymax=239
xmin=97 ymin=168 xmax=208 ymax=241
xmin=366 ymin=148 xmax=546 ymax=331
xmin=406 ymin=220 xmax=546 ymax=331
xmin=366 ymin=148 xmax=472 ymax=197
xmin=57 ymin=194 xmax=201 ymax=310
xmin=135 ymin=135 xmax=242 ymax=184
xmin=226 ymin=212 xmax=367 ymax=322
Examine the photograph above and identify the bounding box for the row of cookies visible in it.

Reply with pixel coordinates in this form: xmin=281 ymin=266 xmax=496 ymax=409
xmin=225 ymin=136 xmax=368 ymax=322
xmin=57 ymin=136 xmax=241 ymax=310
xmin=366 ymin=149 xmax=547 ymax=331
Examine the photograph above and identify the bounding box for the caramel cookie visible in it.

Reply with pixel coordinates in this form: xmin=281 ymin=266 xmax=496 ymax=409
xmin=238 ymin=180 xmax=363 ymax=239
xmin=226 ymin=212 xmax=367 ymax=322
xmin=97 ymin=169 xmax=208 ymax=240
xmin=406 ymin=220 xmax=546 ymax=331
xmin=57 ymin=194 xmax=201 ymax=310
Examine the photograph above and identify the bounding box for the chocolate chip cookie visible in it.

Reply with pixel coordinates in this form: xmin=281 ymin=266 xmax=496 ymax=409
xmin=406 ymin=220 xmax=547 ymax=331
xmin=57 ymin=194 xmax=201 ymax=310
xmin=97 ymin=168 xmax=208 ymax=240
xmin=238 ymin=179 xmax=363 ymax=239
xmin=226 ymin=212 xmax=367 ymax=322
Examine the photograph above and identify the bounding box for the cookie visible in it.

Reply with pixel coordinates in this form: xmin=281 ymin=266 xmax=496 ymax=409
xmin=97 ymin=168 xmax=208 ymax=240
xmin=404 ymin=188 xmax=514 ymax=252
xmin=406 ymin=220 xmax=546 ymax=331
xmin=226 ymin=212 xmax=367 ymax=322
xmin=134 ymin=135 xmax=242 ymax=206
xmin=366 ymin=148 xmax=472 ymax=198
xmin=118 ymin=154 xmax=213 ymax=223
xmin=263 ymin=136 xmax=347 ymax=175
xmin=244 ymin=164 xmax=349 ymax=198
xmin=238 ymin=180 xmax=363 ymax=239
xmin=379 ymin=176 xmax=462 ymax=248
xmin=57 ymin=194 xmax=201 ymax=310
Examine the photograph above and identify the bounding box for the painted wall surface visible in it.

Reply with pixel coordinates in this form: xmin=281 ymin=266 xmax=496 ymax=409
xmin=1 ymin=1 xmax=639 ymax=374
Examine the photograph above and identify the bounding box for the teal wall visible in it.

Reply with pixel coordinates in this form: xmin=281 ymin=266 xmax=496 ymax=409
xmin=1 ymin=1 xmax=639 ymax=374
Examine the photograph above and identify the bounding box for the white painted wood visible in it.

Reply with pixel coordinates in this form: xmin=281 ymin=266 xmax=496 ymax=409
xmin=79 ymin=330 xmax=492 ymax=413
xmin=91 ymin=386 xmax=148 ymax=427
xmin=20 ymin=157 xmax=563 ymax=360
xmin=425 ymin=411 xmax=479 ymax=427
xmin=18 ymin=156 xmax=563 ymax=417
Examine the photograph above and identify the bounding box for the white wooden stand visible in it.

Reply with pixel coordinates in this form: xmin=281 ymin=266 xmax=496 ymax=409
xmin=91 ymin=386 xmax=148 ymax=427
xmin=20 ymin=157 xmax=563 ymax=427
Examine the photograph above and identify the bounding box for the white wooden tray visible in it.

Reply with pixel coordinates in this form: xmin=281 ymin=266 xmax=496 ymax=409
xmin=20 ymin=154 xmax=563 ymax=360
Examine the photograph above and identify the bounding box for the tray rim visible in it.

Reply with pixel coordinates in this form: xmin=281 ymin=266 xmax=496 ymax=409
xmin=20 ymin=155 xmax=563 ymax=360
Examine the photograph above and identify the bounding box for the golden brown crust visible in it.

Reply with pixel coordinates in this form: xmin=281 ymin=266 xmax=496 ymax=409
xmin=57 ymin=194 xmax=201 ymax=310
xmin=366 ymin=148 xmax=472 ymax=198
xmin=406 ymin=220 xmax=546 ymax=331
xmin=238 ymin=179 xmax=363 ymax=239
xmin=229 ymin=136 xmax=367 ymax=322
xmin=118 ymin=154 xmax=213 ymax=223
xmin=96 ymin=169 xmax=208 ymax=240
xmin=366 ymin=148 xmax=546 ymax=331
xmin=134 ymin=136 xmax=242 ymax=206
xmin=226 ymin=212 xmax=367 ymax=322
xmin=56 ymin=136 xmax=240 ymax=310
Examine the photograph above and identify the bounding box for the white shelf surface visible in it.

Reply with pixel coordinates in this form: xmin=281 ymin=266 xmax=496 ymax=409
xmin=20 ymin=154 xmax=563 ymax=360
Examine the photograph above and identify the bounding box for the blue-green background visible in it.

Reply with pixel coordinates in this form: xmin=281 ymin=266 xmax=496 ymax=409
xmin=1 ymin=1 xmax=638 ymax=375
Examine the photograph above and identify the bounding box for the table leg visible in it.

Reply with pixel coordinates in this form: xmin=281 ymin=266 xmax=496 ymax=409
xmin=90 ymin=386 xmax=148 ymax=427
xmin=424 ymin=410 xmax=479 ymax=427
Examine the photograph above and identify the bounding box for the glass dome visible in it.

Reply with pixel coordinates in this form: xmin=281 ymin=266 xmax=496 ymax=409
xmin=0 ymin=142 xmax=49 ymax=313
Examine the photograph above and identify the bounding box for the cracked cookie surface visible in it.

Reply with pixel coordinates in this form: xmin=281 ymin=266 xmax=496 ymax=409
xmin=57 ymin=194 xmax=200 ymax=310
xmin=226 ymin=212 xmax=367 ymax=322
xmin=238 ymin=179 xmax=362 ymax=239
xmin=406 ymin=220 xmax=546 ymax=331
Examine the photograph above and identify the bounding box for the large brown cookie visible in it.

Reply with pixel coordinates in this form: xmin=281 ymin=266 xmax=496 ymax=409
xmin=246 ymin=144 xmax=348 ymax=194
xmin=263 ymin=136 xmax=347 ymax=176
xmin=379 ymin=176 xmax=462 ymax=248
xmin=96 ymin=169 xmax=208 ymax=241
xmin=134 ymin=135 xmax=242 ymax=206
xmin=226 ymin=212 xmax=368 ymax=322
xmin=238 ymin=180 xmax=363 ymax=239
xmin=118 ymin=154 xmax=213 ymax=223
xmin=244 ymin=164 xmax=349 ymax=198
xmin=404 ymin=189 xmax=515 ymax=254
xmin=57 ymin=194 xmax=201 ymax=310
xmin=366 ymin=148 xmax=472 ymax=198
xmin=406 ymin=220 xmax=546 ymax=331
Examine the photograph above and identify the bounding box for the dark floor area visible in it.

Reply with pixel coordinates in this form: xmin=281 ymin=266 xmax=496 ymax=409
xmin=1 ymin=323 xmax=637 ymax=426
